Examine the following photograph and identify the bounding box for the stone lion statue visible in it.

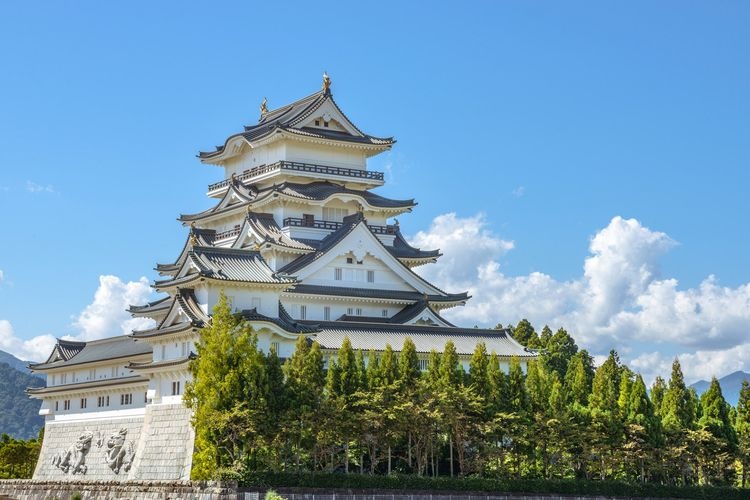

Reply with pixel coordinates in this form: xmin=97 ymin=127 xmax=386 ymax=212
xmin=52 ymin=431 xmax=93 ymax=474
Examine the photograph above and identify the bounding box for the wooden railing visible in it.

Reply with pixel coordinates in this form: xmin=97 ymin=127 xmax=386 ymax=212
xmin=283 ymin=217 xmax=396 ymax=235
xmin=208 ymin=161 xmax=384 ymax=193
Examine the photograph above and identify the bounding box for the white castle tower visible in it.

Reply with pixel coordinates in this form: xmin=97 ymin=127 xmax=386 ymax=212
xmin=28 ymin=75 xmax=535 ymax=481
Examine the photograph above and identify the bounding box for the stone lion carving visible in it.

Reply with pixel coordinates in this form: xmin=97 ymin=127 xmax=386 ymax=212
xmin=52 ymin=431 xmax=93 ymax=474
xmin=104 ymin=428 xmax=135 ymax=474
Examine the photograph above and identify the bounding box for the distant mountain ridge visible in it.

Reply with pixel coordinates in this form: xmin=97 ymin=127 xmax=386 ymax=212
xmin=0 ymin=349 xmax=37 ymax=375
xmin=690 ymin=370 xmax=750 ymax=407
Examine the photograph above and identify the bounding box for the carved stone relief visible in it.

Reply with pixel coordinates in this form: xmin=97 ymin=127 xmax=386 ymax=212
xmin=51 ymin=428 xmax=136 ymax=476
xmin=102 ymin=428 xmax=135 ymax=474
xmin=51 ymin=431 xmax=93 ymax=475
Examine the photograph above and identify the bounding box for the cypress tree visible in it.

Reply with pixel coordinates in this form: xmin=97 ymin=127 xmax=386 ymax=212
xmin=337 ymin=337 xmax=359 ymax=397
xmin=699 ymin=377 xmax=737 ymax=447
xmin=398 ymin=337 xmax=421 ymax=386
xmin=439 ymin=340 xmax=463 ymax=387
xmin=379 ymin=344 xmax=398 ymax=386
xmin=513 ymin=319 xmax=538 ymax=347
xmin=469 ymin=342 xmax=489 ymax=399
xmin=651 ymin=376 xmax=667 ymax=418
xmin=661 ymin=358 xmax=695 ymax=432
xmin=736 ymin=380 xmax=750 ymax=487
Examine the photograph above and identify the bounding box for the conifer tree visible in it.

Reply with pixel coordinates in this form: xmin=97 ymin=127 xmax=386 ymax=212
xmin=542 ymin=327 xmax=578 ymax=380
xmin=699 ymin=377 xmax=737 ymax=447
xmin=439 ymin=340 xmax=463 ymax=387
xmin=662 ymin=358 xmax=695 ymax=433
xmin=512 ymin=319 xmax=538 ymax=347
xmin=379 ymin=344 xmax=398 ymax=387
xmin=651 ymin=376 xmax=667 ymax=418
xmin=564 ymin=350 xmax=594 ymax=407
xmin=469 ymin=342 xmax=489 ymax=399
xmin=538 ymin=325 xmax=553 ymax=349
xmin=736 ymin=380 xmax=750 ymax=487
xmin=356 ymin=349 xmax=368 ymax=390
xmin=399 ymin=337 xmax=421 ymax=386
xmin=425 ymin=349 xmax=441 ymax=386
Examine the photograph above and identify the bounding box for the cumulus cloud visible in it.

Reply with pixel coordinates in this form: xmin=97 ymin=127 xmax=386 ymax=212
xmin=411 ymin=213 xmax=750 ymax=380
xmin=1 ymin=275 xmax=155 ymax=362
xmin=0 ymin=320 xmax=57 ymax=362
xmin=72 ymin=275 xmax=155 ymax=340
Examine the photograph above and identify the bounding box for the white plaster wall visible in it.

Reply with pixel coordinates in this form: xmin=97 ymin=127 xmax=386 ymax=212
xmin=223 ymin=142 xmax=286 ymax=178
xmin=285 ymin=141 xmax=365 ymax=169
xmin=305 ymin=254 xmax=412 ymax=291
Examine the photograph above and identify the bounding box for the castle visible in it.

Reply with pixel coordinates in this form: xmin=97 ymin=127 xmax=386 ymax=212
xmin=28 ymin=75 xmax=534 ymax=481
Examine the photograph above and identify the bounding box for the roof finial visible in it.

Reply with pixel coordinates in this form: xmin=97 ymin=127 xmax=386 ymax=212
xmin=189 ymin=232 xmax=198 ymax=247
xmin=322 ymin=72 xmax=331 ymax=93
xmin=260 ymin=97 xmax=269 ymax=117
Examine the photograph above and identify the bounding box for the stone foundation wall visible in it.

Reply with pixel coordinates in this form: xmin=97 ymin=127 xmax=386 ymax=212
xmin=34 ymin=416 xmax=145 ymax=481
xmin=0 ymin=479 xmax=238 ymax=500
xmin=130 ymin=403 xmax=195 ymax=480
xmin=32 ymin=403 xmax=195 ymax=482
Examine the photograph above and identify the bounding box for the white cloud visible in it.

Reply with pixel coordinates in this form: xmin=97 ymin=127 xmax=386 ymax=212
xmin=72 ymin=275 xmax=155 ymax=341
xmin=1 ymin=275 xmax=155 ymax=362
xmin=512 ymin=186 xmax=525 ymax=198
xmin=411 ymin=214 xmax=750 ymax=380
xmin=26 ymin=181 xmax=55 ymax=193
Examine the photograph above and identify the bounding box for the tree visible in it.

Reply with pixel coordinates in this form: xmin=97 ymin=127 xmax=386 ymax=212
xmin=541 ymin=327 xmax=578 ymax=380
xmin=512 ymin=319 xmax=538 ymax=347
xmin=651 ymin=376 xmax=667 ymax=418
xmin=735 ymin=380 xmax=750 ymax=487
xmin=564 ymin=350 xmax=594 ymax=407
xmin=661 ymin=358 xmax=695 ymax=433
xmin=185 ymin=292 xmax=267 ymax=478
xmin=398 ymin=337 xmax=421 ymax=386
xmin=439 ymin=340 xmax=463 ymax=388
xmin=469 ymin=342 xmax=489 ymax=399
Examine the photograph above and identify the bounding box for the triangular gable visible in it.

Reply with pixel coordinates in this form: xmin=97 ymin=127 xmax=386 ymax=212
xmin=290 ymin=221 xmax=451 ymax=297
xmin=403 ymin=306 xmax=455 ymax=328
xmin=292 ymin=99 xmax=363 ymax=137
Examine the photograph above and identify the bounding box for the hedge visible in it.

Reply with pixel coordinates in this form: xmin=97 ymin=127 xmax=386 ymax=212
xmin=235 ymin=471 xmax=750 ymax=499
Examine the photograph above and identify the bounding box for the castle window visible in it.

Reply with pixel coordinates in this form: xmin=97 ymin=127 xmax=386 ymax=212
xmin=346 ymin=257 xmax=353 ymax=264
xmin=419 ymin=359 xmax=428 ymax=371
xmin=302 ymin=213 xmax=315 ymax=227
xmin=121 ymin=393 xmax=132 ymax=405
xmin=356 ymin=308 xmax=363 ymax=316
xmin=382 ymin=309 xmax=388 ymax=317
xmin=347 ymin=307 xmax=354 ymax=315
xmin=324 ymin=121 xmax=329 ymax=128
xmin=55 ymin=401 xmax=59 ymax=411
xmin=80 ymin=398 xmax=87 ymax=409
xmin=63 ymin=400 xmax=70 ymax=411
xmin=145 ymin=392 xmax=148 ymax=403
xmin=315 ymin=120 xmax=320 ymax=126
xmin=334 ymin=268 xmax=343 ymax=280
xmin=271 ymin=341 xmax=280 ymax=354
xmin=324 ymin=306 xmax=330 ymax=320
xmin=300 ymin=305 xmax=307 ymax=320
xmin=172 ymin=381 xmax=181 ymax=396
xmin=367 ymin=270 xmax=375 ymax=283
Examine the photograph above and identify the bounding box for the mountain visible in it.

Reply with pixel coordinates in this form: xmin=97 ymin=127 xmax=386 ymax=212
xmin=0 ymin=362 xmax=44 ymax=439
xmin=690 ymin=370 xmax=750 ymax=407
xmin=0 ymin=349 xmax=34 ymax=375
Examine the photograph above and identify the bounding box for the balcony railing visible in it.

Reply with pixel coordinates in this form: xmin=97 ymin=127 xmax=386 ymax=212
xmin=283 ymin=217 xmax=396 ymax=235
xmin=214 ymin=226 xmax=241 ymax=241
xmin=208 ymin=160 xmax=384 ymax=193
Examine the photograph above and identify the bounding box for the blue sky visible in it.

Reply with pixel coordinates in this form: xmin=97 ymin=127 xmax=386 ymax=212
xmin=0 ymin=2 xmax=749 ymax=383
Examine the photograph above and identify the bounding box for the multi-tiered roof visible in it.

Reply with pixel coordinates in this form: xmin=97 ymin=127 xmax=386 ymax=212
xmin=127 ymin=74 xmax=533 ymax=362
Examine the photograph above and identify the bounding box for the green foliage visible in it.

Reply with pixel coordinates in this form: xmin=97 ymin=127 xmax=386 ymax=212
xmin=512 ymin=319 xmax=538 ymax=347
xmin=662 ymin=358 xmax=696 ymax=433
xmin=0 ymin=432 xmax=41 ymax=478
xmin=185 ymin=313 xmax=750 ymax=490
xmin=238 ymin=471 xmax=750 ymax=499
xmin=264 ymin=490 xmax=285 ymax=500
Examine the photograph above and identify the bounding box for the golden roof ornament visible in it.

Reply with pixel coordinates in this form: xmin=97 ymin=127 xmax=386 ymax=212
xmin=260 ymin=97 xmax=269 ymax=117
xmin=189 ymin=232 xmax=198 ymax=247
xmin=322 ymin=72 xmax=331 ymax=93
